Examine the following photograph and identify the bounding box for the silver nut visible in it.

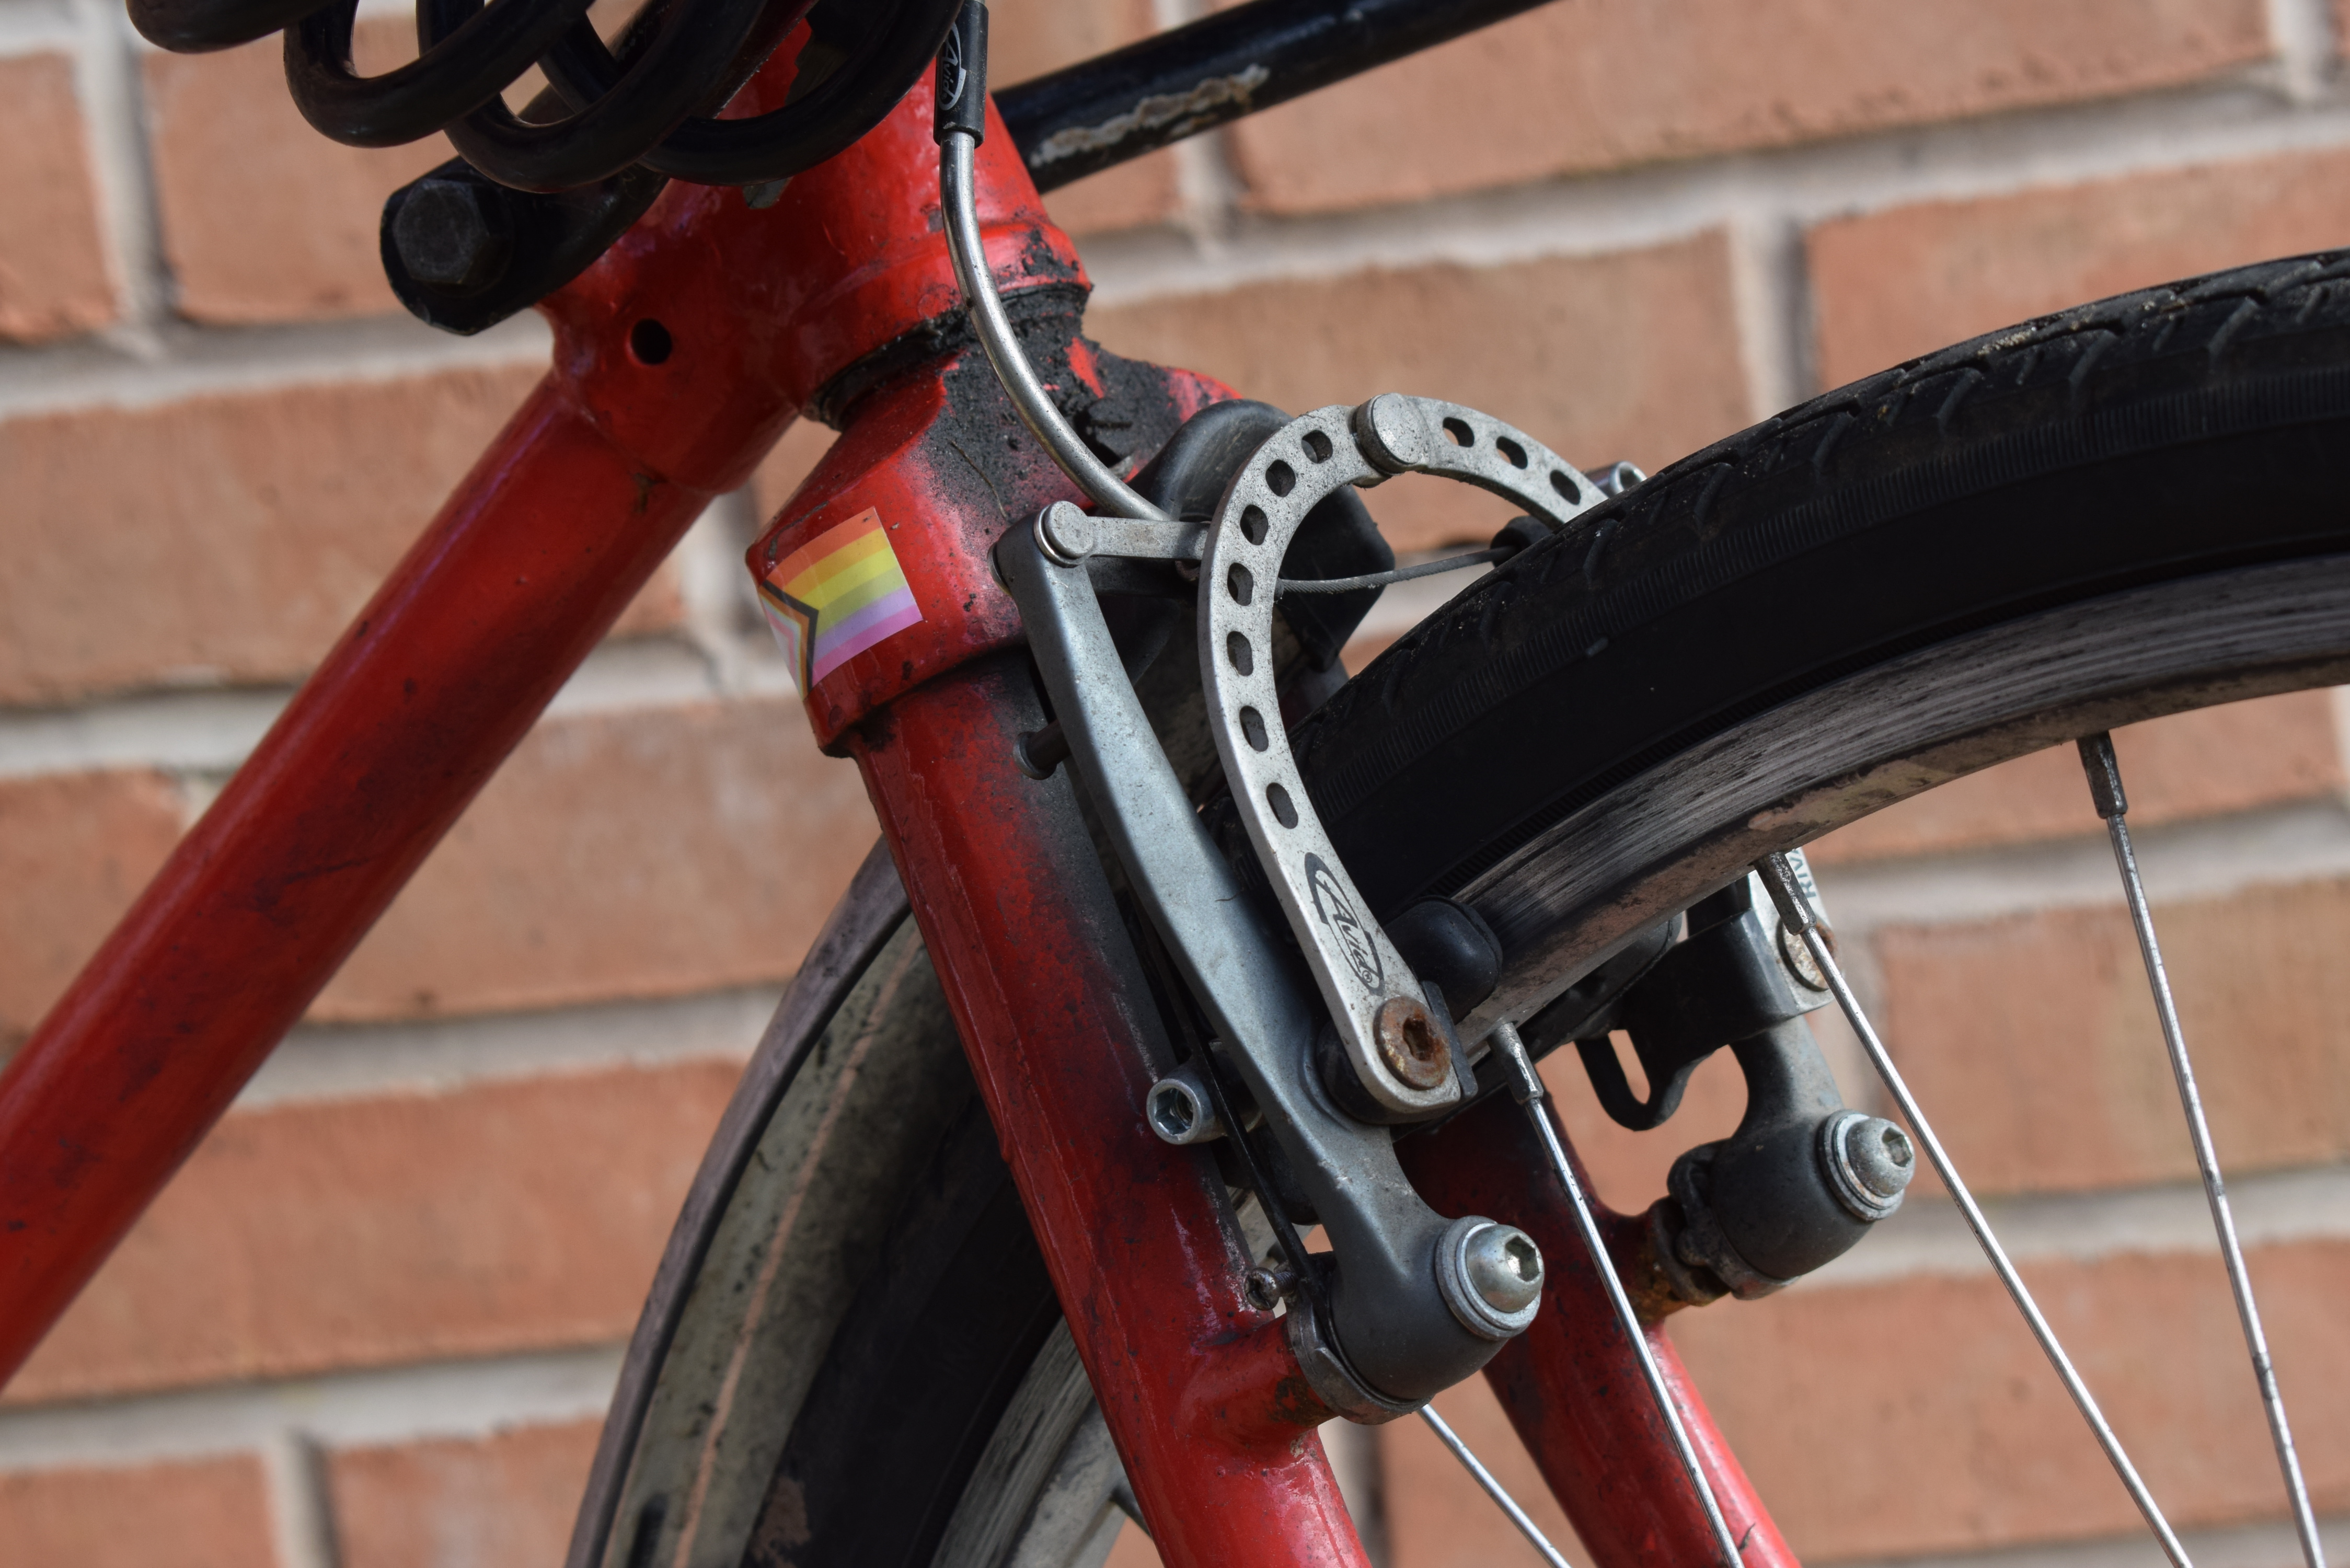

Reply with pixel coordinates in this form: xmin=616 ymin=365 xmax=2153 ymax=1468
xmin=1035 ymin=501 xmax=1097 ymax=566
xmin=1145 ymin=1067 xmax=1223 ymax=1146
xmin=1435 ymin=1216 xmax=1542 ymax=1340
xmin=1353 ymin=392 xmax=1432 ymax=474
xmin=1819 ymin=1110 xmax=1915 ymax=1220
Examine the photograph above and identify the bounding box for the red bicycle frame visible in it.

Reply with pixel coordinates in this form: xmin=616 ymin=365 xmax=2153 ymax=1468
xmin=0 ymin=39 xmax=1792 ymax=1568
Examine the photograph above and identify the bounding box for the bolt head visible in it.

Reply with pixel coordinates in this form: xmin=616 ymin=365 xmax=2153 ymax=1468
xmin=1035 ymin=502 xmax=1097 ymax=564
xmin=1147 ymin=1078 xmax=1203 ymax=1143
xmin=1242 ymin=1265 xmax=1295 ymax=1312
xmin=1355 ymin=393 xmax=1431 ymax=472
xmin=1845 ymin=1116 xmax=1915 ymax=1200
xmin=394 ymin=177 xmax=513 ymax=293
xmin=1464 ymin=1224 xmax=1543 ymax=1313
xmin=1372 ymin=995 xmax=1449 ymax=1091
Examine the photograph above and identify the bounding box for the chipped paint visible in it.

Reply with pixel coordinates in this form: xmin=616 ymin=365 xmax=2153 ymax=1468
xmin=1029 ymin=64 xmax=1273 ymax=166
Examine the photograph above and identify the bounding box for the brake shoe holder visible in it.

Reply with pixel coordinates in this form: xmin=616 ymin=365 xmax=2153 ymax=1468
xmin=995 ymin=394 xmax=1595 ymax=1417
xmin=1551 ymin=865 xmax=1921 ymax=1307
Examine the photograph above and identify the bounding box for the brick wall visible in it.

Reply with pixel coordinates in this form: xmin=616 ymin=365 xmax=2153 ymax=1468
xmin=4 ymin=0 xmax=2349 ymax=1563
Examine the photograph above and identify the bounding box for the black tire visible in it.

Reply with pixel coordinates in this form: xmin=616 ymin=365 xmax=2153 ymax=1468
xmin=590 ymin=251 xmax=2350 ymax=1567
xmin=1299 ymin=250 xmax=2350 ymax=1022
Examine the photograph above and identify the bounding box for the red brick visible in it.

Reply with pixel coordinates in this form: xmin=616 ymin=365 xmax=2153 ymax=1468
xmin=0 ymin=364 xmax=685 ymax=706
xmin=318 ymin=698 xmax=878 ymax=1021
xmin=328 ymin=1420 xmax=601 ymax=1568
xmin=0 ymin=1452 xmax=275 ymax=1567
xmin=1042 ymin=151 xmax=1185 ymax=237
xmin=1382 ymin=1373 xmax=1587 ymax=1568
xmin=0 ymin=54 xmax=116 ymax=342
xmin=143 ymin=23 xmax=450 ymax=325
xmin=1669 ymin=1239 xmax=2350 ymax=1560
xmin=1091 ymin=236 xmax=1750 ymax=551
xmin=11 ymin=1058 xmax=737 ymax=1402
xmin=1807 ymin=689 xmax=2344 ymax=868
xmin=1811 ymin=146 xmax=2350 ymax=386
xmin=0 ymin=770 xmax=185 ymax=1050
xmin=1223 ymin=0 xmax=2268 ymax=216
xmin=1877 ymin=876 xmax=2350 ymax=1195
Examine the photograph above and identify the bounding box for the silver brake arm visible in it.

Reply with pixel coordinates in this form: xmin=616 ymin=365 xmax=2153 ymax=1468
xmin=997 ymin=521 xmax=1518 ymax=1411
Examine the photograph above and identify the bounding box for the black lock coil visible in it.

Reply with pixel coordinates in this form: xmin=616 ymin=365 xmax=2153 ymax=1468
xmin=128 ymin=0 xmax=963 ymax=193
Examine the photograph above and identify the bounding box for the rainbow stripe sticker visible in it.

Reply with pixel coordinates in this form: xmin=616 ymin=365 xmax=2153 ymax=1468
xmin=757 ymin=507 xmax=924 ymax=689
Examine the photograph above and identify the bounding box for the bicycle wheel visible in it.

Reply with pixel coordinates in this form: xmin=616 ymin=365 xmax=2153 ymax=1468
xmin=577 ymin=249 xmax=2350 ymax=1568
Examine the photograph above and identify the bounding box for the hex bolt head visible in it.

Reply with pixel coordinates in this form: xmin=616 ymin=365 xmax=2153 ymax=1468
xmin=1372 ymin=995 xmax=1450 ymax=1091
xmin=1819 ymin=1110 xmax=1916 ymax=1220
xmin=1435 ymin=1216 xmax=1542 ymax=1340
xmin=1144 ymin=1067 xmax=1224 ymax=1146
xmin=1464 ymin=1223 xmax=1543 ymax=1313
xmin=394 ymin=178 xmax=514 ymax=294
xmin=1849 ymin=1119 xmax=1915 ymax=1197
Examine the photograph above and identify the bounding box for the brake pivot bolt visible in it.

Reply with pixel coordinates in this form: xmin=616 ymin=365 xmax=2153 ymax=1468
xmin=1436 ymin=1216 xmax=1543 ymax=1339
xmin=1373 ymin=995 xmax=1449 ymax=1091
xmin=1819 ymin=1109 xmax=1916 ymax=1220
xmin=394 ymin=177 xmax=513 ymax=294
xmin=1465 ymin=1224 xmax=1543 ymax=1313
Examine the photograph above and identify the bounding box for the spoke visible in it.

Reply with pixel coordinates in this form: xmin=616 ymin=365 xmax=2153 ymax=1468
xmin=1418 ymin=1404 xmax=1578 ymax=1568
xmin=1754 ymin=854 xmax=2196 ymax=1568
xmin=1489 ymin=1022 xmax=1746 ymax=1567
xmin=2077 ymin=734 xmax=2330 ymax=1568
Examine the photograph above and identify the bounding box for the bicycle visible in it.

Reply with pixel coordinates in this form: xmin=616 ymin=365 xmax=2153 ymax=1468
xmin=1 ymin=1 xmax=2344 ymax=1565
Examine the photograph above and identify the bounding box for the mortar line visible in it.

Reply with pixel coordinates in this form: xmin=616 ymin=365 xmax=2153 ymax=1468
xmin=1797 ymin=1162 xmax=2350 ymax=1289
xmin=260 ymin=1428 xmax=342 ymax=1568
xmin=66 ymin=0 xmax=168 ymax=341
xmin=1839 ymin=1511 xmax=2350 ymax=1568
xmin=1809 ymin=794 xmax=2350 ymax=936
xmin=2265 ymin=0 xmax=2337 ymax=106
xmin=0 ymin=1 xmax=78 ymax=56
xmin=1724 ymin=207 xmax=1813 ymax=418
xmin=0 ymin=1344 xmax=625 ymax=1469
xmin=239 ymin=983 xmax=775 ymax=1110
xmin=0 ymin=309 xmax=551 ymax=421
xmin=0 ymin=620 xmax=800 ymax=781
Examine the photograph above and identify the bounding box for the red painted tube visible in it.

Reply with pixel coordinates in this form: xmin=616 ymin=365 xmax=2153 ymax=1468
xmin=1400 ymin=1090 xmax=1797 ymax=1567
xmin=852 ymin=656 xmax=1366 ymax=1568
xmin=0 ymin=50 xmax=1078 ymax=1387
xmin=0 ymin=385 xmax=716 ymax=1384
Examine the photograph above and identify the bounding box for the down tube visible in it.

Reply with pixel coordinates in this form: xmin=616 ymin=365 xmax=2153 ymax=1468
xmin=1401 ymin=1088 xmax=1798 ymax=1567
xmin=0 ymin=380 xmax=730 ymax=1387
